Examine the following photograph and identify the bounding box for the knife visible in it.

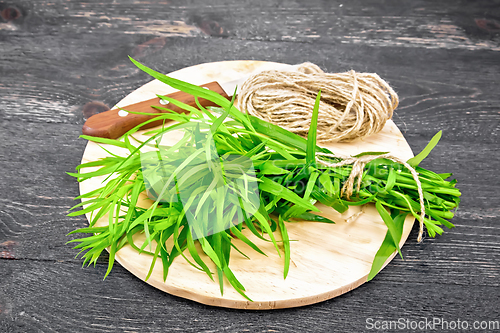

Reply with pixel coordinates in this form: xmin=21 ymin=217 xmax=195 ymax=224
xmin=82 ymin=63 xmax=295 ymax=139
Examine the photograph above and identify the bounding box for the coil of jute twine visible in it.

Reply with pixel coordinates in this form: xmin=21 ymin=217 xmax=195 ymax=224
xmin=237 ymin=62 xmax=399 ymax=143
xmin=238 ymin=62 xmax=425 ymax=241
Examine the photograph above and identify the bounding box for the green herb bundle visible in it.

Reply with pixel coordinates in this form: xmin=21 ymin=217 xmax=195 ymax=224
xmin=68 ymin=58 xmax=461 ymax=300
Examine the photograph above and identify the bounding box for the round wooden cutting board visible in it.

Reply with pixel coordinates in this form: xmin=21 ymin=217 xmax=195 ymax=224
xmin=79 ymin=61 xmax=415 ymax=310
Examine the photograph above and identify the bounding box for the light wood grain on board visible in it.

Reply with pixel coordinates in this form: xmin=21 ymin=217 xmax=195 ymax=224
xmin=79 ymin=60 xmax=415 ymax=309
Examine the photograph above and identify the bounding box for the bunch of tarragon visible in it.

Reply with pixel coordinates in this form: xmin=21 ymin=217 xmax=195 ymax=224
xmin=68 ymin=58 xmax=461 ymax=300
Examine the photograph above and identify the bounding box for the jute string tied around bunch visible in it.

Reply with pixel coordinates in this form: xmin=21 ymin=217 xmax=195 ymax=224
xmin=316 ymin=152 xmax=426 ymax=242
xmin=238 ymin=62 xmax=426 ymax=241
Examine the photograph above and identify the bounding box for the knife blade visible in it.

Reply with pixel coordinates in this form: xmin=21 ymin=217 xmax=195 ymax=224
xmin=82 ymin=63 xmax=295 ymax=139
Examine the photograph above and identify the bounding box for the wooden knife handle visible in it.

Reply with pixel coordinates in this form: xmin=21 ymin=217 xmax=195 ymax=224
xmin=82 ymin=81 xmax=229 ymax=139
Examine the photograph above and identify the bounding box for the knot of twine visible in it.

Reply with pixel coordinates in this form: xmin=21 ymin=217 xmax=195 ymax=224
xmin=237 ymin=62 xmax=399 ymax=143
xmin=316 ymin=152 xmax=425 ymax=242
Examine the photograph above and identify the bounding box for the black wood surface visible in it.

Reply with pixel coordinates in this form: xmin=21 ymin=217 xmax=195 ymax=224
xmin=1 ymin=0 xmax=499 ymax=332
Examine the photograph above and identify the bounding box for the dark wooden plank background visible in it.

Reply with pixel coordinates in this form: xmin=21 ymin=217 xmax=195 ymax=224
xmin=1 ymin=0 xmax=499 ymax=332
